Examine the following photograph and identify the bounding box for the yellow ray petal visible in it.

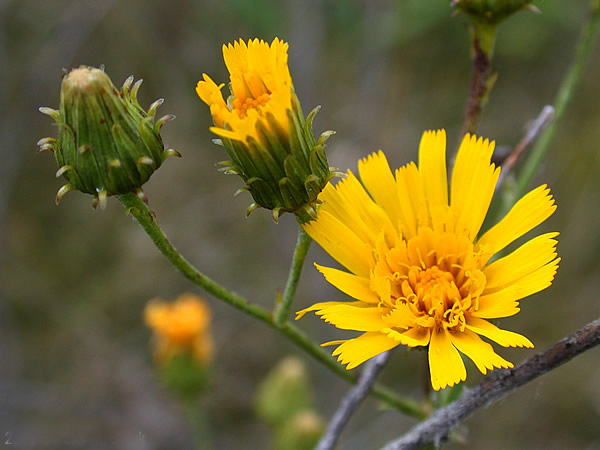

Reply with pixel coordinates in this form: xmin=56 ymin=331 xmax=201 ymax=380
xmin=466 ymin=317 xmax=534 ymax=348
xmin=303 ymin=210 xmax=373 ymax=277
xmin=329 ymin=332 xmax=400 ymax=370
xmin=383 ymin=326 xmax=431 ymax=347
xmin=428 ymin=327 xmax=466 ymax=391
xmin=449 ymin=329 xmax=513 ymax=374
xmin=418 ymin=130 xmax=448 ymax=222
xmin=449 ymin=134 xmax=499 ymax=240
xmin=317 ymin=173 xmax=391 ymax=244
xmin=315 ymin=303 xmax=388 ymax=332
xmin=395 ymin=162 xmax=427 ymax=238
xmin=358 ymin=151 xmax=403 ymax=226
xmin=484 ymin=232 xmax=559 ymax=290
xmin=315 ymin=264 xmax=380 ymax=303
xmin=474 ymin=254 xmax=560 ymax=319
xmin=295 ymin=301 xmax=362 ymax=320
xmin=382 ymin=303 xmax=420 ymax=329
xmin=196 ymin=74 xmax=226 ymax=107
xmin=472 ymin=286 xmax=522 ymax=318
xmin=477 ymin=185 xmax=556 ymax=256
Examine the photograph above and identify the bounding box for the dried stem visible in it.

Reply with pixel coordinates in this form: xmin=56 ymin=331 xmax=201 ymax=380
xmin=495 ymin=105 xmax=555 ymax=191
xmin=381 ymin=318 xmax=600 ymax=450
xmin=317 ymin=351 xmax=391 ymax=450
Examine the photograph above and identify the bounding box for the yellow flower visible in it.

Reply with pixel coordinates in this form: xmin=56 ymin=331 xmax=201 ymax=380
xmin=196 ymin=38 xmax=333 ymax=221
xmin=197 ymin=38 xmax=292 ymax=143
xmin=297 ymin=130 xmax=560 ymax=390
xmin=144 ymin=293 xmax=214 ymax=366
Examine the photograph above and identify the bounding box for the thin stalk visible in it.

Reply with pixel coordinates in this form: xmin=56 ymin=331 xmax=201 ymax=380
xmin=458 ymin=20 xmax=498 ymax=142
xmin=117 ymin=193 xmax=424 ymax=418
xmin=274 ymin=226 xmax=312 ymax=325
xmin=515 ymin=0 xmax=600 ymax=198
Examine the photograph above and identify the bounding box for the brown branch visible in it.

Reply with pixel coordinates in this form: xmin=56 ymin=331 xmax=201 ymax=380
xmin=381 ymin=318 xmax=600 ymax=450
xmin=458 ymin=21 xmax=498 ymax=142
xmin=317 ymin=351 xmax=390 ymax=450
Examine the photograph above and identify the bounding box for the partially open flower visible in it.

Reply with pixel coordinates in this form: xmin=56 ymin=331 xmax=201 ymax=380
xmin=39 ymin=66 xmax=180 ymax=208
xmin=197 ymin=38 xmax=335 ymax=222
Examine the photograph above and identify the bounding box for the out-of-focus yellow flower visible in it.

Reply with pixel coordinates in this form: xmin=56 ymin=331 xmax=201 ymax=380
xmin=297 ymin=130 xmax=560 ymax=390
xmin=196 ymin=38 xmax=334 ymax=222
xmin=144 ymin=293 xmax=214 ymax=366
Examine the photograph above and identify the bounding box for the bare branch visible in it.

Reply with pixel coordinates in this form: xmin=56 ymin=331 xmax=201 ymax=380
xmin=381 ymin=318 xmax=600 ymax=450
xmin=317 ymin=351 xmax=391 ymax=450
xmin=496 ymin=105 xmax=555 ymax=191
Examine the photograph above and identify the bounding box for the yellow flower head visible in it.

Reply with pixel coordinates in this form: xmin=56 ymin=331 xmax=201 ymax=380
xmin=297 ymin=130 xmax=560 ymax=390
xmin=196 ymin=38 xmax=293 ymax=144
xmin=144 ymin=293 xmax=214 ymax=365
xmin=196 ymin=38 xmax=333 ymax=221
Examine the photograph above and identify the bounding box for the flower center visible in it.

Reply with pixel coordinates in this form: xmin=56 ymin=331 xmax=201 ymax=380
xmin=232 ymin=92 xmax=271 ymax=119
xmin=377 ymin=228 xmax=486 ymax=332
xmin=400 ymin=265 xmax=470 ymax=330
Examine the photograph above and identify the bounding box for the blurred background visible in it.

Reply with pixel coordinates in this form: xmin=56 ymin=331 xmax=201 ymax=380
xmin=1 ymin=0 xmax=600 ymax=448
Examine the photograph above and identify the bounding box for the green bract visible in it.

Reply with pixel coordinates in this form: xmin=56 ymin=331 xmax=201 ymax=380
xmin=39 ymin=66 xmax=180 ymax=208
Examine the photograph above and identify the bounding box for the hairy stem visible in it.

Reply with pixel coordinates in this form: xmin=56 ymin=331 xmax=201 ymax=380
xmin=117 ymin=193 xmax=424 ymax=418
xmin=274 ymin=226 xmax=312 ymax=325
xmin=381 ymin=318 xmax=600 ymax=450
xmin=515 ymin=0 xmax=600 ymax=197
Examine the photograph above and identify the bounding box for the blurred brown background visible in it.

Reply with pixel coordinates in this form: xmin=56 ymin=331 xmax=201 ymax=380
xmin=1 ymin=0 xmax=600 ymax=448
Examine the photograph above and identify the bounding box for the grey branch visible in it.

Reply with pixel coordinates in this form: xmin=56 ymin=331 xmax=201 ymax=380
xmin=381 ymin=318 xmax=600 ymax=450
xmin=317 ymin=351 xmax=391 ymax=450
xmin=496 ymin=105 xmax=555 ymax=191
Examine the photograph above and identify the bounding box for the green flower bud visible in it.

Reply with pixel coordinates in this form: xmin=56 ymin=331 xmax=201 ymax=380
xmin=275 ymin=411 xmax=325 ymax=450
xmin=255 ymin=357 xmax=313 ymax=426
xmin=451 ymin=0 xmax=535 ymax=24
xmin=39 ymin=66 xmax=180 ymax=208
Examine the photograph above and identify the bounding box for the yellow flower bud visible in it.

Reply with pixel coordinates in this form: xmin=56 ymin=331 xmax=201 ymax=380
xmin=197 ymin=38 xmax=335 ymax=222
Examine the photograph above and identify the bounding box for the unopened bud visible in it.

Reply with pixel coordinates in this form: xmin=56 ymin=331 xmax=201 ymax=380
xmin=255 ymin=356 xmax=312 ymax=425
xmin=39 ymin=66 xmax=180 ymax=208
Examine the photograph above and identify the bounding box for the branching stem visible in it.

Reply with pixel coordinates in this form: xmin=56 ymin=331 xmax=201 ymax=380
xmin=381 ymin=318 xmax=600 ymax=450
xmin=117 ymin=193 xmax=424 ymax=418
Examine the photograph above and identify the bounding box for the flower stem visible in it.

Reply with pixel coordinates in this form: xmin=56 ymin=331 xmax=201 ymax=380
xmin=274 ymin=226 xmax=312 ymax=325
xmin=515 ymin=0 xmax=600 ymax=198
xmin=117 ymin=193 xmax=424 ymax=418
xmin=458 ymin=20 xmax=498 ymax=141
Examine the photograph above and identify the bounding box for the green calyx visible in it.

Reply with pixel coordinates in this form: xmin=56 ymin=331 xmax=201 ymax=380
xmin=216 ymin=92 xmax=336 ymax=223
xmin=451 ymin=0 xmax=534 ymax=25
xmin=39 ymin=66 xmax=180 ymax=208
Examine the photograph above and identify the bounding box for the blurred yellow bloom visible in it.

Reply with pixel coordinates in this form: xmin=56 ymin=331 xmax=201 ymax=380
xmin=144 ymin=294 xmax=214 ymax=366
xmin=297 ymin=130 xmax=560 ymax=390
xmin=196 ymin=37 xmax=293 ymax=144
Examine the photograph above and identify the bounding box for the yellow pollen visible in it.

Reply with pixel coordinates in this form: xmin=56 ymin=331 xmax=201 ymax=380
xmin=232 ymin=92 xmax=271 ymax=118
xmin=397 ymin=265 xmax=469 ymax=329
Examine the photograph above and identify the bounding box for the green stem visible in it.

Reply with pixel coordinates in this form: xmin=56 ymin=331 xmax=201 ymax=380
xmin=515 ymin=0 xmax=600 ymax=197
xmin=274 ymin=226 xmax=312 ymax=325
xmin=117 ymin=193 xmax=424 ymax=418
